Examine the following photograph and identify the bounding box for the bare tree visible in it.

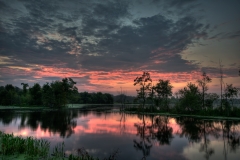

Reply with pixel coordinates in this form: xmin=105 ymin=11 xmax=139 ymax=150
xmin=197 ymin=72 xmax=212 ymax=111
xmin=219 ymin=60 xmax=224 ymax=111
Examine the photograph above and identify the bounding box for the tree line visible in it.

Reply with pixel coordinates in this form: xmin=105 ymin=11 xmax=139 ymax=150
xmin=132 ymin=72 xmax=240 ymax=116
xmin=0 ymin=78 xmax=113 ymax=108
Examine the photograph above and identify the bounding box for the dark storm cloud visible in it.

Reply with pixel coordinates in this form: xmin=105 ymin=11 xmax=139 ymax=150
xmin=0 ymin=0 xmax=208 ymax=76
xmin=80 ymin=14 xmax=207 ymax=72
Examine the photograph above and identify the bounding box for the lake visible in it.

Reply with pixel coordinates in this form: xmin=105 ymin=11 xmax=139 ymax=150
xmin=0 ymin=107 xmax=240 ymax=160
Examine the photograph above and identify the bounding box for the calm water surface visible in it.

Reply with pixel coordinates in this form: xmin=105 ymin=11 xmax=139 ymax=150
xmin=0 ymin=108 xmax=240 ymax=160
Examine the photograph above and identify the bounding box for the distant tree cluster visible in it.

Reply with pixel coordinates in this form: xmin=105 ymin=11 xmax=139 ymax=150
xmin=0 ymin=78 xmax=113 ymax=108
xmin=133 ymin=72 xmax=240 ymax=116
xmin=78 ymin=92 xmax=113 ymax=104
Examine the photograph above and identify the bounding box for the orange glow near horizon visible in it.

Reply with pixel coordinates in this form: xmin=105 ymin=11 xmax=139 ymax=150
xmin=1 ymin=64 xmax=239 ymax=96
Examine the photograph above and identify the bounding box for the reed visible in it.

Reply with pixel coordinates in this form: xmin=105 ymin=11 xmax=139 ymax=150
xmin=0 ymin=131 xmax=50 ymax=159
xmin=0 ymin=131 xmax=118 ymax=160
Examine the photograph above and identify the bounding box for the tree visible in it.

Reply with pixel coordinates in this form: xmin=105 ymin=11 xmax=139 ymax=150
xmin=29 ymin=83 xmax=42 ymax=105
xmin=154 ymin=79 xmax=173 ymax=111
xmin=104 ymin=93 xmax=114 ymax=104
xmin=21 ymin=83 xmax=29 ymax=96
xmin=178 ymin=83 xmax=201 ymax=113
xmin=61 ymin=78 xmax=78 ymax=107
xmin=0 ymin=84 xmax=16 ymax=105
xmin=79 ymin=92 xmax=91 ymax=103
xmin=148 ymin=83 xmax=155 ymax=112
xmin=50 ymin=80 xmax=66 ymax=108
xmin=197 ymin=72 xmax=212 ymax=111
xmin=134 ymin=72 xmax=152 ymax=111
xmin=205 ymin=93 xmax=219 ymax=110
xmin=224 ymin=84 xmax=239 ymax=109
xmin=219 ymin=60 xmax=224 ymax=111
xmin=42 ymin=83 xmax=53 ymax=107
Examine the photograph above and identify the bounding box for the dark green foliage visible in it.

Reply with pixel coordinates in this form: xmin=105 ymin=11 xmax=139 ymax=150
xmin=78 ymin=92 xmax=114 ymax=104
xmin=29 ymin=83 xmax=42 ymax=105
xmin=42 ymin=83 xmax=54 ymax=107
xmin=131 ymin=72 xmax=240 ymax=117
xmin=0 ymin=77 xmax=115 ymax=108
xmin=205 ymin=93 xmax=219 ymax=109
xmin=51 ymin=80 xmax=66 ymax=108
xmin=224 ymin=84 xmax=239 ymax=107
xmin=21 ymin=83 xmax=29 ymax=96
xmin=177 ymin=83 xmax=201 ymax=113
xmin=0 ymin=131 xmax=50 ymax=159
xmin=154 ymin=79 xmax=173 ymax=111
xmin=0 ymin=84 xmax=15 ymax=105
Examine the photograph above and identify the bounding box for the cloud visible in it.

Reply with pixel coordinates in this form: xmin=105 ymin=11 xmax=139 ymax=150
xmin=1 ymin=0 xmax=238 ymax=93
xmin=79 ymin=14 xmax=207 ymax=72
xmin=0 ymin=0 xmax=207 ymax=72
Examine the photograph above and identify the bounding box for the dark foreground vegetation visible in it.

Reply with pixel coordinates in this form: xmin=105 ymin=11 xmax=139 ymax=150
xmin=0 ymin=78 xmax=114 ymax=108
xmin=127 ymin=71 xmax=240 ymax=117
xmin=0 ymin=131 xmax=118 ymax=160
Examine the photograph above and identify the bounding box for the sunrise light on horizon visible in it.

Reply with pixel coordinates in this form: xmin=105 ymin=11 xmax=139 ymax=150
xmin=0 ymin=0 xmax=239 ymax=96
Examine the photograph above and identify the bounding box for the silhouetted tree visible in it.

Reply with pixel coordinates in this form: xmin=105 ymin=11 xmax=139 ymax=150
xmin=42 ymin=83 xmax=53 ymax=107
xmin=147 ymin=83 xmax=155 ymax=112
xmin=178 ymin=83 xmax=201 ymax=113
xmin=29 ymin=83 xmax=42 ymax=105
xmin=21 ymin=83 xmax=29 ymax=96
xmin=197 ymin=72 xmax=212 ymax=111
xmin=62 ymin=78 xmax=78 ymax=107
xmin=154 ymin=79 xmax=173 ymax=111
xmin=205 ymin=93 xmax=219 ymax=109
xmin=219 ymin=60 xmax=224 ymax=111
xmin=134 ymin=72 xmax=152 ymax=111
xmin=224 ymin=84 xmax=239 ymax=111
xmin=0 ymin=84 xmax=16 ymax=105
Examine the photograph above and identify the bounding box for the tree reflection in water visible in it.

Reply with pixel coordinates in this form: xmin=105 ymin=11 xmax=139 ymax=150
xmin=221 ymin=120 xmax=240 ymax=160
xmin=8 ymin=110 xmax=78 ymax=138
xmin=176 ymin=117 xmax=240 ymax=160
xmin=133 ymin=114 xmax=174 ymax=159
xmin=152 ymin=116 xmax=173 ymax=145
xmin=0 ymin=110 xmax=240 ymax=159
xmin=0 ymin=110 xmax=17 ymax=125
xmin=134 ymin=114 xmax=152 ymax=159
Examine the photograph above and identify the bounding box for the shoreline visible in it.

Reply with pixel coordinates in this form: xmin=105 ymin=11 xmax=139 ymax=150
xmin=1 ymin=104 xmax=240 ymax=120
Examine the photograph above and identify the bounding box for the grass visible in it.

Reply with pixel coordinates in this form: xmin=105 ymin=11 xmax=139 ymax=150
xmin=0 ymin=131 xmax=118 ymax=160
xmin=0 ymin=131 xmax=50 ymax=159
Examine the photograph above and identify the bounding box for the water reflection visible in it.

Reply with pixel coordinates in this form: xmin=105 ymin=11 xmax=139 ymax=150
xmin=0 ymin=109 xmax=240 ymax=160
xmin=1 ymin=110 xmax=77 ymax=137
xmin=133 ymin=115 xmax=152 ymax=159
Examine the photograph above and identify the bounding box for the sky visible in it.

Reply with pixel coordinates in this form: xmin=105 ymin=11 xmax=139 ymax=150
xmin=0 ymin=0 xmax=240 ymax=96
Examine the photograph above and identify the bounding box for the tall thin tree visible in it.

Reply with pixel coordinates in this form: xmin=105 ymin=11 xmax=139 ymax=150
xmin=197 ymin=72 xmax=212 ymax=111
xmin=219 ymin=60 xmax=224 ymax=111
xmin=134 ymin=72 xmax=152 ymax=111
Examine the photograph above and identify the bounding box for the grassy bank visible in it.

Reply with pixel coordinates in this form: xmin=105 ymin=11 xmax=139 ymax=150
xmin=124 ymin=106 xmax=240 ymax=120
xmin=0 ymin=104 xmax=116 ymax=110
xmin=0 ymin=131 xmax=118 ymax=160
